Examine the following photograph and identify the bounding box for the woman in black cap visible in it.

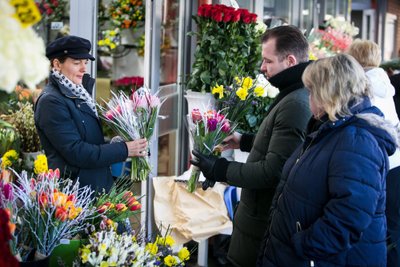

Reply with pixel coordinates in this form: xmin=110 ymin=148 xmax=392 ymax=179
xmin=34 ymin=35 xmax=148 ymax=191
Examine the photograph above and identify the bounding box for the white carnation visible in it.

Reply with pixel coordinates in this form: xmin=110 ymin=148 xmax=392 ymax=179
xmin=0 ymin=0 xmax=49 ymax=93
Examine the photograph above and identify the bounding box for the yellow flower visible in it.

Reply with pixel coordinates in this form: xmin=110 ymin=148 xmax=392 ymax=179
xmin=236 ymin=87 xmax=248 ymax=101
xmin=178 ymin=247 xmax=190 ymax=261
xmin=165 ymin=235 xmax=175 ymax=246
xmin=99 ymin=243 xmax=108 ymax=255
xmin=309 ymin=51 xmax=318 ymax=60
xmin=164 ymin=255 xmax=178 ymax=266
xmin=105 ymin=38 xmax=111 ymax=45
xmin=241 ymin=77 xmax=253 ymax=90
xmin=109 ymin=43 xmax=116 ymax=50
xmin=98 ymin=40 xmax=105 ymax=46
xmin=100 ymin=262 xmax=109 ymax=267
xmin=1 ymin=150 xmax=18 ymax=168
xmin=80 ymin=246 xmax=91 ymax=263
xmin=109 ymin=30 xmax=117 ymax=36
xmin=146 ymin=242 xmax=158 ymax=255
xmin=34 ymin=154 xmax=48 ymax=174
xmin=234 ymin=76 xmax=242 ymax=85
xmin=254 ymin=86 xmax=264 ymax=97
xmin=156 ymin=236 xmax=165 ymax=245
xmin=211 ymin=84 xmax=224 ymax=99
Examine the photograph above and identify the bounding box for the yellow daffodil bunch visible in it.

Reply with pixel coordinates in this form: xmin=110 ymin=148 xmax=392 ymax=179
xmin=98 ymin=28 xmax=120 ymax=52
xmin=1 ymin=150 xmax=19 ymax=169
xmin=33 ymin=154 xmax=48 ymax=174
xmin=212 ymin=74 xmax=279 ymax=132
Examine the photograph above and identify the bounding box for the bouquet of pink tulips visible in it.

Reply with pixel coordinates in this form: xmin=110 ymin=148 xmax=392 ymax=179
xmin=98 ymin=87 xmax=162 ymax=181
xmin=187 ymin=108 xmax=235 ymax=192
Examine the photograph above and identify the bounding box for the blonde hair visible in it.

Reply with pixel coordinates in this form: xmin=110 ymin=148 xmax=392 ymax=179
xmin=347 ymin=39 xmax=381 ymax=67
xmin=302 ymin=54 xmax=370 ymax=121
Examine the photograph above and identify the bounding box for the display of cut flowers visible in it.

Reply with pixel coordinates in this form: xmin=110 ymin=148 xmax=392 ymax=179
xmin=80 ymin=228 xmax=190 ymax=267
xmin=89 ymin=178 xmax=142 ymax=231
xmin=1 ymin=169 xmax=96 ymax=261
xmin=187 ymin=108 xmax=236 ymax=192
xmin=212 ymin=74 xmax=279 ymax=132
xmin=308 ymin=16 xmax=359 ymax=59
xmin=98 ymin=87 xmax=163 ymax=181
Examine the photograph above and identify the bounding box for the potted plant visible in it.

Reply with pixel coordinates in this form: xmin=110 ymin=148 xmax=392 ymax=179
xmin=185 ymin=4 xmax=266 ymax=111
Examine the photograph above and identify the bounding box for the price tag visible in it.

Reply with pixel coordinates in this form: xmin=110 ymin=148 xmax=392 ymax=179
xmin=10 ymin=0 xmax=41 ymax=28
xmin=51 ymin=21 xmax=64 ymax=30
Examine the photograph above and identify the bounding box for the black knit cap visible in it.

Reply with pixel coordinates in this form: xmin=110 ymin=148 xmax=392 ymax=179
xmin=46 ymin=35 xmax=95 ymax=61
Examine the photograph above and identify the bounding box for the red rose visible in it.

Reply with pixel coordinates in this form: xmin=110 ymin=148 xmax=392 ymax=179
xmin=223 ymin=11 xmax=233 ymax=23
xmin=232 ymin=10 xmax=241 ymax=22
xmin=212 ymin=9 xmax=223 ymax=22
xmin=242 ymin=14 xmax=253 ymax=24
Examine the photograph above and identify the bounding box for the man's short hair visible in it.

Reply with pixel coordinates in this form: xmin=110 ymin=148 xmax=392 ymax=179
xmin=261 ymin=25 xmax=309 ymax=63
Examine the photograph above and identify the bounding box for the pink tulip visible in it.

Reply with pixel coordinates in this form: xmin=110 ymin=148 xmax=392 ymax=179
xmin=191 ymin=109 xmax=202 ymax=122
xmin=221 ymin=121 xmax=231 ymax=133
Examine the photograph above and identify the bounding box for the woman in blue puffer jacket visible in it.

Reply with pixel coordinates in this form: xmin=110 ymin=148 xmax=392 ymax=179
xmin=258 ymin=54 xmax=400 ymax=267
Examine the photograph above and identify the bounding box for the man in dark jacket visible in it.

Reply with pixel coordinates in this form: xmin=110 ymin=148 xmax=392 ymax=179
xmin=191 ymin=25 xmax=312 ymax=266
xmin=35 ymin=35 xmax=148 ymax=192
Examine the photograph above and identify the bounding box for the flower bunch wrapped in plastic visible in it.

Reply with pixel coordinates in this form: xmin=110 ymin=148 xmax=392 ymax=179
xmin=308 ymin=16 xmax=359 ymax=59
xmin=212 ymin=74 xmax=279 ymax=132
xmin=98 ymin=28 xmax=121 ymax=52
xmin=187 ymin=109 xmax=236 ymax=192
xmin=90 ymin=178 xmax=142 ymax=230
xmin=80 ymin=229 xmax=190 ymax=267
xmin=2 ymin=169 xmax=96 ymax=261
xmin=98 ymin=87 xmax=162 ymax=181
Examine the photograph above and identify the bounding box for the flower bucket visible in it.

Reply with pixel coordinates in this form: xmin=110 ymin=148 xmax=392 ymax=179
xmin=49 ymin=239 xmax=82 ymax=267
xmin=22 ymin=151 xmax=42 ymax=170
xmin=111 ymin=161 xmax=131 ymax=178
xmin=184 ymin=90 xmax=215 ymax=114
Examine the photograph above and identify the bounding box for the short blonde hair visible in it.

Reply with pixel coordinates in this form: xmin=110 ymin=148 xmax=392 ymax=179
xmin=302 ymin=54 xmax=370 ymax=121
xmin=347 ymin=39 xmax=381 ymax=67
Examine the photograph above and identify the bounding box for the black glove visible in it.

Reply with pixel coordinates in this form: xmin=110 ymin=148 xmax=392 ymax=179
xmin=190 ymin=150 xmax=230 ymax=190
xmin=190 ymin=150 xmax=219 ymax=180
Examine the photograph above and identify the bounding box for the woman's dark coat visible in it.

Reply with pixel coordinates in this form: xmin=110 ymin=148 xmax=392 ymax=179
xmin=258 ymin=98 xmax=397 ymax=267
xmin=34 ymin=74 xmax=128 ymax=191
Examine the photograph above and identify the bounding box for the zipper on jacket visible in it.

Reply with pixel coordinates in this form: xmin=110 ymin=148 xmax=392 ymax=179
xmin=296 ymin=221 xmax=315 ymax=267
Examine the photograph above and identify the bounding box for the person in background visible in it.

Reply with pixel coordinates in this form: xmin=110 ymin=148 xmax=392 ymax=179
xmin=191 ymin=25 xmax=312 ymax=267
xmin=390 ymin=73 xmax=400 ymax=119
xmin=34 ymin=35 xmax=147 ymax=192
xmin=258 ymin=54 xmax=398 ymax=267
xmin=348 ymin=39 xmax=400 ymax=267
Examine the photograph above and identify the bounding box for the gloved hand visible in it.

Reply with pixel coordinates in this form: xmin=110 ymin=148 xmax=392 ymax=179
xmin=202 ymin=179 xmax=216 ymax=190
xmin=190 ymin=150 xmax=220 ymax=180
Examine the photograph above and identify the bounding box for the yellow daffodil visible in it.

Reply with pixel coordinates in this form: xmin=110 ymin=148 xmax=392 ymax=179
xmin=98 ymin=40 xmax=105 ymax=46
xmin=254 ymin=86 xmax=264 ymax=97
xmin=100 ymin=261 xmax=109 ymax=267
xmin=164 ymin=255 xmax=178 ymax=267
xmin=80 ymin=247 xmax=91 ymax=263
xmin=34 ymin=154 xmax=48 ymax=174
xmin=146 ymin=242 xmax=158 ymax=255
xmin=212 ymin=84 xmax=224 ymax=99
xmin=156 ymin=236 xmax=165 ymax=245
xmin=165 ymin=235 xmax=175 ymax=246
xmin=236 ymin=87 xmax=248 ymax=101
xmin=178 ymin=247 xmax=190 ymax=261
xmin=234 ymin=76 xmax=242 ymax=85
xmin=105 ymin=38 xmax=111 ymax=45
xmin=241 ymin=77 xmax=253 ymax=90
xmin=109 ymin=43 xmax=116 ymax=50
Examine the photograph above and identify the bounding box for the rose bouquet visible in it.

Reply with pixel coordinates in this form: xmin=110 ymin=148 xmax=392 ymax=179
xmin=113 ymin=76 xmax=144 ymax=96
xmin=98 ymin=87 xmax=162 ymax=181
xmin=1 ymin=169 xmax=96 ymax=261
xmin=187 ymin=108 xmax=236 ymax=192
xmin=187 ymin=4 xmax=266 ymax=93
xmin=212 ymin=74 xmax=279 ymax=132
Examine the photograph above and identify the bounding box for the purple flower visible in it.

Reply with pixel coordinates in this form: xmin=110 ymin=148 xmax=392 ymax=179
xmin=207 ymin=118 xmax=218 ymax=131
xmin=1 ymin=182 xmax=13 ymax=201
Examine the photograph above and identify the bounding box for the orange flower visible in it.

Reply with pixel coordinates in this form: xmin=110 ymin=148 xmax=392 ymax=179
xmin=115 ymin=203 xmax=127 ymax=212
xmin=53 ymin=192 xmax=68 ymax=206
xmin=129 ymin=201 xmax=141 ymax=211
xmin=38 ymin=192 xmax=49 ymax=209
xmin=55 ymin=206 xmax=68 ymax=221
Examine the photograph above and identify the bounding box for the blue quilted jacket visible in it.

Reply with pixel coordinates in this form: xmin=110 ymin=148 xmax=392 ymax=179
xmin=258 ymin=97 xmax=397 ymax=267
